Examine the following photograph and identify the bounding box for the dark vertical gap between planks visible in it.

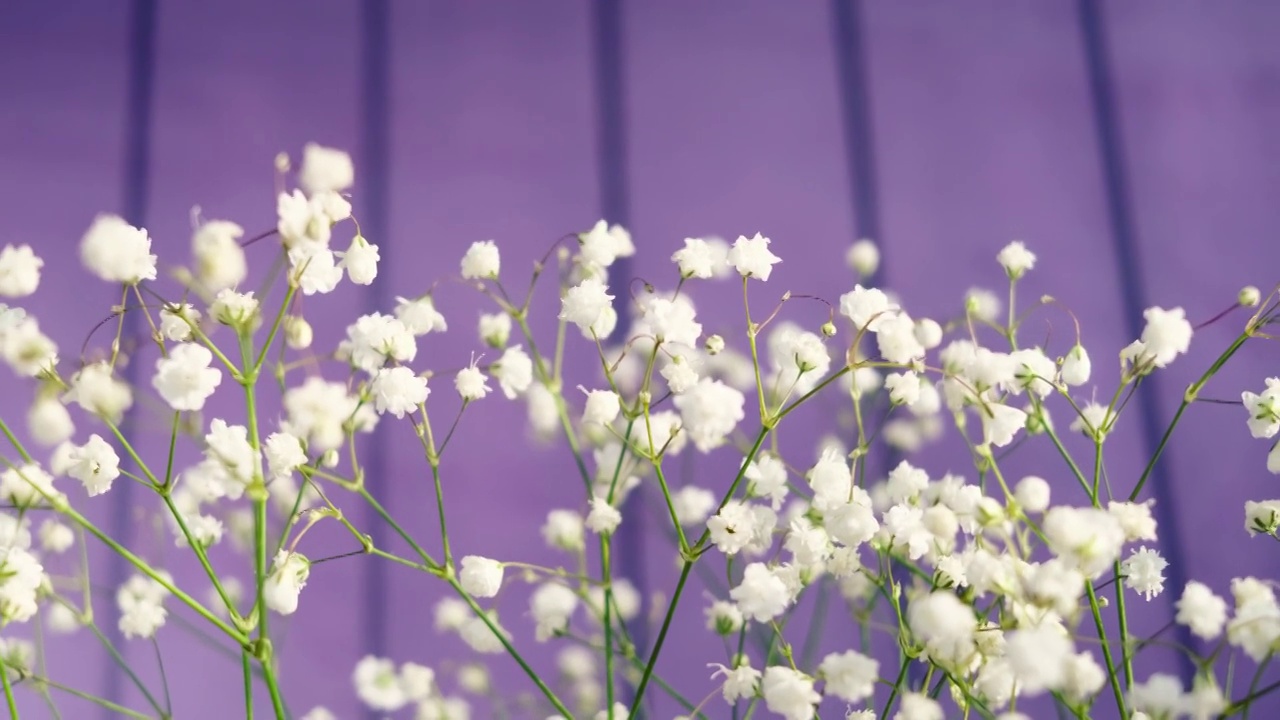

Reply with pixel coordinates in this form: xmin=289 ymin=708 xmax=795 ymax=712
xmin=591 ymin=0 xmax=650 ymax=673
xmin=106 ymin=0 xmax=157 ymax=713
xmin=360 ymin=3 xmax=392 ymax=717
xmin=1077 ymin=0 xmax=1194 ymax=680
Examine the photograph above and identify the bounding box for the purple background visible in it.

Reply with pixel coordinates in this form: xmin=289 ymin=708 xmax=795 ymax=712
xmin=1 ymin=1 xmax=1279 ymax=718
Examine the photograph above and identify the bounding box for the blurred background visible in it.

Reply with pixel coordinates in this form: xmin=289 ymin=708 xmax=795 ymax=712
xmin=1 ymin=1 xmax=1279 ymax=718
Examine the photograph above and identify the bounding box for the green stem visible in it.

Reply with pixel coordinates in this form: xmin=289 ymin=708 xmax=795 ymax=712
xmin=162 ymin=494 xmax=240 ymax=621
xmin=1086 ymin=582 xmax=1126 ymax=717
xmin=22 ymin=676 xmax=154 ymax=720
xmin=1113 ymin=560 xmax=1134 ymax=692
xmin=242 ymin=652 xmax=254 ymax=720
xmin=629 ymin=560 xmax=693 ymax=717
xmin=0 ymin=655 xmax=18 ymax=719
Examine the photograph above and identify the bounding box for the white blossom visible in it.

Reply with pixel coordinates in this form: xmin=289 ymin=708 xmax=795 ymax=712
xmin=80 ymin=214 xmax=157 ymax=284
xmin=264 ymin=550 xmax=310 ymax=615
xmin=727 ymin=233 xmax=781 ymax=281
xmin=0 ymin=244 xmax=42 ymax=297
xmin=460 ymin=240 xmax=500 ymax=280
xmin=371 ymin=366 xmax=428 ymax=418
xmin=459 ymin=556 xmax=504 ymax=598
xmin=299 ymin=143 xmax=355 ymax=194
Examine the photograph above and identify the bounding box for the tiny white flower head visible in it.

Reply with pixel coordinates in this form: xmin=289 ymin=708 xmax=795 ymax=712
xmin=288 ymin=244 xmax=343 ymax=295
xmin=586 ymin=496 xmax=622 ymax=535
xmin=1139 ymin=306 xmax=1192 ymax=368
xmin=709 ymin=660 xmax=760 ymax=703
xmin=1122 ymin=546 xmax=1168 ymax=601
xmin=530 ymin=582 xmax=578 ymax=641
xmin=492 ymin=345 xmax=533 ymax=399
xmin=283 ymin=316 xmax=312 ymax=350
xmin=671 ymin=485 xmax=716 ymax=526
xmin=1239 ymin=285 xmax=1262 ymax=307
xmin=1060 ymin=343 xmax=1092 ymax=386
xmin=965 ymin=287 xmax=1002 ymax=324
xmin=581 ymin=388 xmax=621 ymax=426
xmin=192 ymin=220 xmax=247 ymax=291
xmin=339 ymin=234 xmax=380 ymax=285
xmin=210 ymin=289 xmax=260 ymax=329
xmin=264 ymin=432 xmax=308 ymax=480
xmin=298 ymin=143 xmax=354 ymax=194
xmin=0 ymin=244 xmax=43 ymax=297
xmin=478 ymin=311 xmax=512 ymax=348
xmin=1176 ymin=581 xmax=1228 ymax=640
xmin=727 ymin=232 xmax=781 ymax=281
xmin=67 ymin=434 xmax=121 ymax=497
xmin=578 ymin=220 xmax=635 ymax=273
xmin=153 ymin=343 xmax=223 ymax=412
xmin=80 ymin=214 xmax=157 ymax=284
xmin=459 ymin=555 xmax=504 ymax=598
xmin=704 ymin=334 xmax=725 ymax=355
xmin=353 ymin=655 xmax=408 ymax=712
xmin=455 ymin=358 xmax=491 ymax=401
xmin=542 ymin=509 xmax=585 ymax=551
xmin=845 ymin=238 xmax=879 ymax=277
xmin=672 ymin=237 xmax=718 ymax=279
xmin=1245 ymin=499 xmax=1280 ymax=537
xmin=27 ymin=395 xmax=74 ymax=447
xmin=560 ymin=276 xmax=614 ymax=334
xmin=395 ymin=295 xmax=447 ymax=336
xmin=1242 ymin=378 xmax=1280 ymax=440
xmin=370 ymin=366 xmax=428 ymax=418
xmin=731 ymin=563 xmax=791 ymax=622
xmin=159 ymin=303 xmax=200 ymax=342
xmin=67 ymin=362 xmax=133 ymax=422
xmin=819 ymin=649 xmax=879 ymax=703
xmin=1014 ymin=475 xmax=1051 ymax=514
xmin=996 ymin=240 xmax=1036 ymax=279
xmin=460 ymin=240 xmax=500 ymax=280
xmin=39 ymin=519 xmax=75 ymax=554
xmin=760 ymin=666 xmax=819 ymax=720
xmin=264 ymin=550 xmax=310 ymax=615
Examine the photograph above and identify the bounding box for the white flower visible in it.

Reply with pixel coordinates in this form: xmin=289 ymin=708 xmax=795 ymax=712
xmin=760 ymin=666 xmax=819 ymax=720
xmin=980 ymin=402 xmax=1026 ymax=448
xmin=661 ymin=355 xmax=699 ymax=393
xmin=1109 ymin=500 xmax=1158 ymax=542
xmin=875 ymin=313 xmax=926 ymax=364
xmin=1060 ymin=652 xmax=1106 ymax=704
xmin=117 ymin=574 xmax=170 ymax=639
xmin=731 ymin=563 xmax=790 ymax=621
xmin=67 ymin=434 xmax=121 ymax=496
xmin=672 ymin=237 xmax=719 ymax=278
xmin=1014 ymin=476 xmax=1051 ymax=514
xmin=370 ymin=366 xmax=428 ymax=418
xmin=159 ymin=303 xmax=199 ymax=342
xmin=0 ymin=316 xmax=57 ymax=377
xmin=455 ymin=361 xmax=491 ymax=401
xmin=65 ymin=363 xmax=131 ymax=422
xmin=645 ymin=297 xmax=702 ymax=348
xmin=728 ymin=232 xmax=781 ymax=281
xmin=908 ymin=591 xmax=977 ymax=671
xmin=1070 ymin=401 xmax=1114 ymax=441
xmin=289 ymin=245 xmax=343 ymax=295
xmin=277 ymin=190 xmax=335 ymax=249
xmin=353 ymin=655 xmax=408 ymax=712
xmin=672 ymin=486 xmax=716 ymax=526
xmin=459 ymin=556 xmax=504 ymax=598
xmin=0 ymin=244 xmax=42 ymax=297
xmin=153 ymin=343 xmax=222 ymax=412
xmin=1005 ymin=625 xmax=1072 ymax=695
xmin=298 ymin=143 xmax=354 ymax=194
xmin=400 ymin=662 xmax=437 ymax=702
xmin=1177 ymin=581 xmax=1228 ymax=640
xmin=345 ymin=313 xmax=416 ymax=373
xmin=840 ymin=285 xmax=896 ymax=331
xmin=478 ymin=312 xmax=511 ymax=348
xmin=1061 ymin=343 xmax=1091 ymax=386
xmin=708 ymin=501 xmax=756 ymax=555
xmin=996 ymin=240 xmax=1036 ymax=279
xmin=894 ymin=693 xmax=943 ymax=720
xmin=492 ymin=345 xmax=533 ymax=399
xmin=395 ymin=295 xmax=447 ymax=335
xmin=1227 ymin=577 xmax=1280 ymax=661
xmin=38 ymin=520 xmax=74 ymax=554
xmin=581 ymin=388 xmax=621 ymax=426
xmin=27 ymin=396 xmax=73 ymax=447
xmin=264 ymin=432 xmax=307 ymax=481
xmin=192 ymin=220 xmax=247 ymax=291
xmin=460 ymin=240 xmax=500 ymax=280
xmin=578 ymin=220 xmax=635 ymax=272
xmin=744 ymin=453 xmax=788 ymax=509
xmin=1139 ymin=306 xmax=1193 ymax=368
xmin=885 ymin=371 xmax=921 ymax=406
xmin=1043 ymin=506 xmax=1125 ymax=578
xmin=1129 ymin=674 xmax=1185 ymax=719
xmin=846 ymin=238 xmax=879 ymax=276
xmin=560 ymin=276 xmax=614 ymax=333
xmin=284 ymin=377 xmax=361 ymax=451
xmin=1246 ymin=499 xmax=1280 ymax=536
xmin=531 ymin=582 xmax=578 ymax=640
xmin=586 ymin=496 xmax=621 ymax=535
xmin=264 ymin=550 xmax=310 ymax=615
xmin=709 ymin=661 xmax=760 ymax=703
xmin=80 ymin=214 xmax=157 ymax=284
xmin=674 ymin=379 xmax=744 ymax=452
xmin=542 ymin=510 xmax=584 ymax=551
xmin=205 ymin=419 xmax=259 ymax=491
xmin=210 ymin=290 xmax=260 ymax=331
xmin=808 ymin=447 xmax=852 ymax=514
xmin=1243 ymin=377 xmax=1280 ymax=439
xmin=965 ymin=287 xmax=1002 ymax=323
xmin=0 ymin=546 xmax=43 ymax=623
xmin=819 ymin=650 xmax=878 ymax=702
xmin=705 ymin=600 xmax=745 ymax=636
xmin=1271 ymin=442 xmax=1280 ymax=475
xmin=339 ymin=234 xmax=379 ymax=285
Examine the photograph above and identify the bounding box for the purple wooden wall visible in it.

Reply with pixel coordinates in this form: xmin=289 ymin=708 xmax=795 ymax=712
xmin=1 ymin=1 xmax=1278 ymax=718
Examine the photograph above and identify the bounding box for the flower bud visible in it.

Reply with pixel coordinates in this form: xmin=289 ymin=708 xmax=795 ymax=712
xmin=845 ymin=239 xmax=879 ymax=277
xmin=704 ymin=334 xmax=725 ymax=355
xmin=1060 ymin=343 xmax=1091 ymax=386
xmin=284 ymin=316 xmax=313 ymax=350
xmin=820 ymin=321 xmax=837 ymax=338
xmin=1239 ymin=285 xmax=1262 ymax=308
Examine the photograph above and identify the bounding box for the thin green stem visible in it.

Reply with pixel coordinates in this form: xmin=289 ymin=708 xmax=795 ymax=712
xmin=630 ymin=560 xmax=693 ymax=717
xmin=242 ymin=652 xmax=254 ymax=720
xmin=0 ymin=655 xmax=18 ymax=719
xmin=1086 ymin=582 xmax=1126 ymax=717
xmin=162 ymin=494 xmax=240 ymax=622
xmin=22 ymin=676 xmax=155 ymax=720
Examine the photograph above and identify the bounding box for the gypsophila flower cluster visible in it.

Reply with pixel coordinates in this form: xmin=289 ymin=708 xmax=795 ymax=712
xmin=1 ymin=144 xmax=1277 ymax=720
